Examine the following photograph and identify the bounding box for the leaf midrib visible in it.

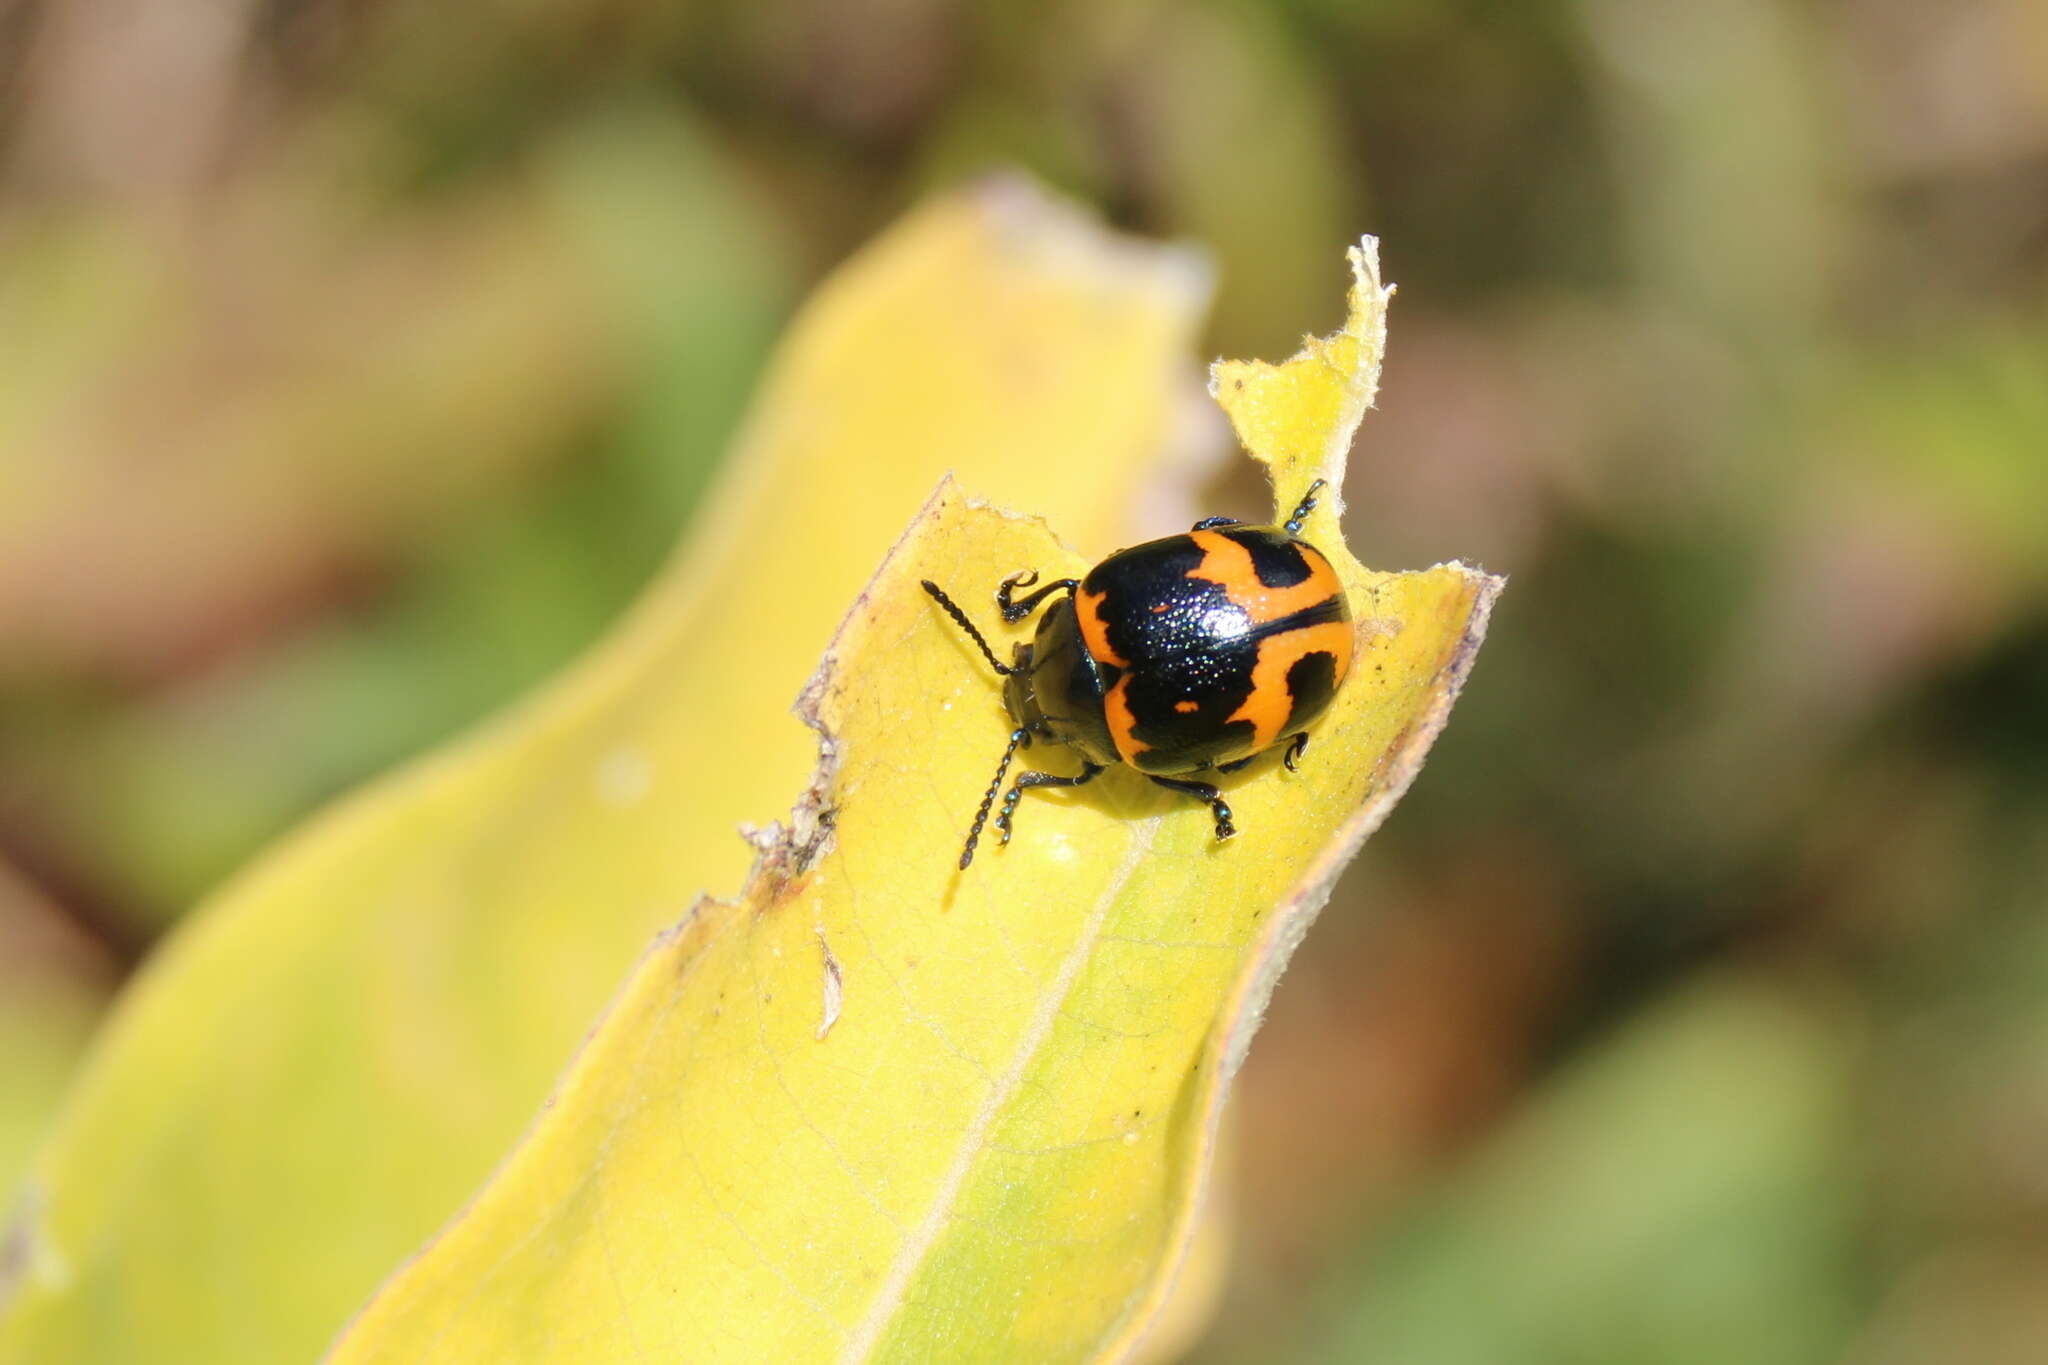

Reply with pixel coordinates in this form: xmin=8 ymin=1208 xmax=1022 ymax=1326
xmin=835 ymin=821 xmax=1161 ymax=1363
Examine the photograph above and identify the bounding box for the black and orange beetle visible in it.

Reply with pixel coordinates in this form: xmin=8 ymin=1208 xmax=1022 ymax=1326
xmin=921 ymin=479 xmax=1353 ymax=869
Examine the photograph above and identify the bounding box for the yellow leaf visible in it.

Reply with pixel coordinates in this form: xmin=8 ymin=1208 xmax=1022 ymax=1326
xmin=0 ymin=181 xmax=1211 ymax=1365
xmin=323 ymin=240 xmax=1500 ymax=1361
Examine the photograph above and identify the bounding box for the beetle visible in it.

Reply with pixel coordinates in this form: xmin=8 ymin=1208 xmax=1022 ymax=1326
xmin=920 ymin=478 xmax=1353 ymax=869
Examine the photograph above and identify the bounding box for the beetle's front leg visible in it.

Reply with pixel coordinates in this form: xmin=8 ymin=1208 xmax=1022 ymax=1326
xmin=995 ymin=761 xmax=1105 ymax=844
xmin=997 ymin=570 xmax=1081 ymax=623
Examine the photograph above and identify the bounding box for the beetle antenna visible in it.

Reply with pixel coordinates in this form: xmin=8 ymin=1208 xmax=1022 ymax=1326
xmin=921 ymin=580 xmax=1015 ymax=675
xmin=1284 ymin=478 xmax=1327 ymax=536
xmin=960 ymin=728 xmax=1027 ymax=869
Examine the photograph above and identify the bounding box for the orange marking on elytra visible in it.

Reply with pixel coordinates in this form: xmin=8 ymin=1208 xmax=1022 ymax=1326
xmin=1075 ymin=587 xmax=1131 ymax=668
xmin=1227 ymin=622 xmax=1354 ymax=752
xmin=1184 ymin=531 xmax=1340 ymax=625
xmin=1173 ymin=699 xmax=1200 ymax=713
xmin=1102 ymin=674 xmax=1146 ymax=765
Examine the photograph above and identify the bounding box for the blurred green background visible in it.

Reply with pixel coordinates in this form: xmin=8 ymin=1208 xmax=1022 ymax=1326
xmin=3 ymin=0 xmax=2046 ymax=1359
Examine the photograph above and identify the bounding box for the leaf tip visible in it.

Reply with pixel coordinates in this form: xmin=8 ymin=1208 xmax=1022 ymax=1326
xmin=962 ymin=173 xmax=1215 ymax=326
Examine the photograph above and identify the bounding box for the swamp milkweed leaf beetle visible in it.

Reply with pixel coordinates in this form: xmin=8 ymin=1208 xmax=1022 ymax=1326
xmin=922 ymin=479 xmax=1353 ymax=869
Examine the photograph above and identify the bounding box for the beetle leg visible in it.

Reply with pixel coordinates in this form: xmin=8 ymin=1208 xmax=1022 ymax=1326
xmin=994 ymin=761 xmax=1104 ymax=845
xmin=1215 ymin=730 xmax=1309 ymax=777
xmin=1191 ymin=515 xmax=1241 ymax=531
xmin=922 ymin=580 xmax=1016 ymax=676
xmin=1147 ymin=775 xmax=1237 ymax=842
xmin=1283 ymin=478 xmax=1328 ymax=536
xmin=997 ymin=571 xmax=1082 ymax=623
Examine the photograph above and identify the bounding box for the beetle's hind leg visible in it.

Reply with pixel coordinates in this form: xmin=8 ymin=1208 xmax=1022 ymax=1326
xmin=1214 ymin=731 xmax=1309 ymax=779
xmin=1147 ymin=775 xmax=1237 ymax=842
xmin=996 ymin=761 xmax=1104 ymax=845
xmin=1283 ymin=478 xmax=1328 ymax=536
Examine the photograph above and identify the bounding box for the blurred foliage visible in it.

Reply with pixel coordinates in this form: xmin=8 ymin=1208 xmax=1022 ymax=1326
xmin=0 ymin=870 xmax=109 ymax=1198
xmin=1 ymin=187 xmax=1240 ymax=1363
xmin=3 ymin=0 xmax=2047 ymax=1359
